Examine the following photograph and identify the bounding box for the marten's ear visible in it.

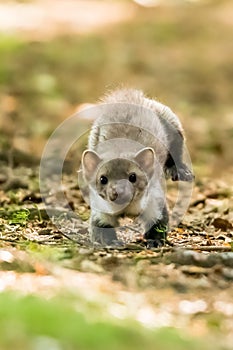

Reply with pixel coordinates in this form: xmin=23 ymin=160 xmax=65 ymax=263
xmin=134 ymin=147 xmax=155 ymax=177
xmin=82 ymin=150 xmax=101 ymax=182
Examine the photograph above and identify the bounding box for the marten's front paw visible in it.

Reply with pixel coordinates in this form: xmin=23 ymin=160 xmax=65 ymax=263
xmin=167 ymin=164 xmax=194 ymax=182
xmin=91 ymin=225 xmax=126 ymax=247
xmin=108 ymin=240 xmax=125 ymax=248
xmin=92 ymin=238 xmax=124 ymax=248
xmin=146 ymin=237 xmax=173 ymax=249
xmin=144 ymin=222 xmax=168 ymax=248
xmin=146 ymin=238 xmax=165 ymax=248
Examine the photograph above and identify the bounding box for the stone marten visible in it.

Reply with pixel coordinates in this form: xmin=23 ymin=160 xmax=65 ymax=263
xmin=81 ymin=89 xmax=194 ymax=247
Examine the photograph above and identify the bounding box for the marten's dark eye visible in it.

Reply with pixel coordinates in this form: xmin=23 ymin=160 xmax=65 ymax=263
xmin=129 ymin=173 xmax=137 ymax=183
xmin=100 ymin=175 xmax=108 ymax=185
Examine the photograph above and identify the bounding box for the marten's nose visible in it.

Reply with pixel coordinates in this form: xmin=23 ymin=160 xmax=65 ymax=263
xmin=109 ymin=188 xmax=118 ymax=202
xmin=108 ymin=180 xmax=133 ymax=205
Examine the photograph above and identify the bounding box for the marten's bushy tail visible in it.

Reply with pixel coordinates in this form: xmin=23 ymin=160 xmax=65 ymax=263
xmin=101 ymin=88 xmax=183 ymax=135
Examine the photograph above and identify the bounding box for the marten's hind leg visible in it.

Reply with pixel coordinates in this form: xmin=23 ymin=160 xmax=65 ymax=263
xmin=164 ymin=133 xmax=194 ymax=182
xmin=165 ymin=153 xmax=194 ymax=182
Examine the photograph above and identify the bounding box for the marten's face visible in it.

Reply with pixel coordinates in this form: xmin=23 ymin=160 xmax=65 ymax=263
xmin=82 ymin=147 xmax=155 ymax=208
xmin=95 ymin=159 xmax=148 ymax=206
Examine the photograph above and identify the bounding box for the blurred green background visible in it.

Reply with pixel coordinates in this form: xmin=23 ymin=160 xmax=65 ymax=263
xmin=0 ymin=291 xmax=221 ymax=350
xmin=0 ymin=0 xmax=232 ymax=177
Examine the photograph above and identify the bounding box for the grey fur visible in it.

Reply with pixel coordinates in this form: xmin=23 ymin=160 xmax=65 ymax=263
xmin=81 ymin=88 xmax=194 ymax=247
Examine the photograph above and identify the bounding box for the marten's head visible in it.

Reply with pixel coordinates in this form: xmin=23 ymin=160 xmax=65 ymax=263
xmin=82 ymin=148 xmax=155 ymax=207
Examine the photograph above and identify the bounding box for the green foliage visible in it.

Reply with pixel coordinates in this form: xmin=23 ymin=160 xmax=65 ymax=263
xmin=25 ymin=242 xmax=77 ymax=262
xmin=0 ymin=34 xmax=24 ymax=84
xmin=153 ymin=223 xmax=168 ymax=234
xmin=8 ymin=208 xmax=30 ymax=226
xmin=0 ymin=293 xmax=213 ymax=350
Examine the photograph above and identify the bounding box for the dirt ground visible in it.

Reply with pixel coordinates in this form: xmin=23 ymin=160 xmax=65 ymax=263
xmin=0 ymin=164 xmax=232 ymax=347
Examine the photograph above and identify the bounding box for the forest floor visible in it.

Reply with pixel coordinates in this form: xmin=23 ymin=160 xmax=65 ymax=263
xmin=0 ymin=164 xmax=232 ymax=349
